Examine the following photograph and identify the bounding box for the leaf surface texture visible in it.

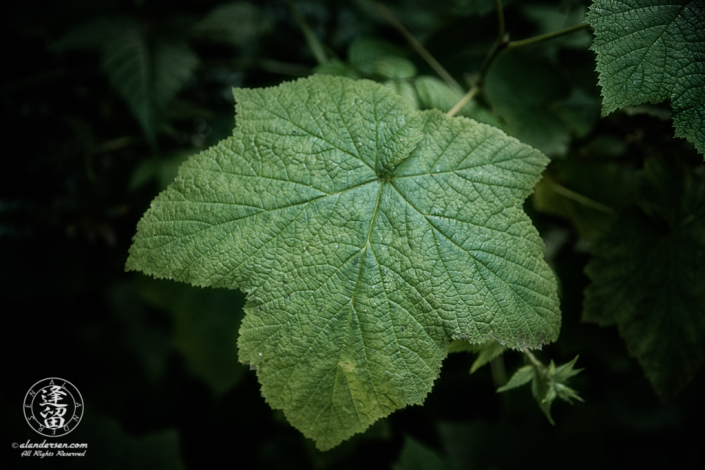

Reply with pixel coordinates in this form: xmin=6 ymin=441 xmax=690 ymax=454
xmin=126 ymin=75 xmax=560 ymax=449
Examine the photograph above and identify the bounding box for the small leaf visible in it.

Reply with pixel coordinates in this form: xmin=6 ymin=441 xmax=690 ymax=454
xmin=470 ymin=340 xmax=507 ymax=374
xmin=497 ymin=365 xmax=535 ymax=393
xmin=192 ymin=2 xmax=271 ymax=46
xmin=587 ymin=0 xmax=705 ymax=155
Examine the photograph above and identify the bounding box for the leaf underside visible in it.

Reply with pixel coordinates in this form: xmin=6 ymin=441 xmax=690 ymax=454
xmin=126 ymin=75 xmax=560 ymax=450
xmin=586 ymin=0 xmax=705 ymax=155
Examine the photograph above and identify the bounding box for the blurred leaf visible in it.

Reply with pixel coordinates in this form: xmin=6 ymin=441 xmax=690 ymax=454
xmin=62 ymin=412 xmax=185 ymax=470
xmin=452 ymin=0 xmax=514 ymax=17
xmin=587 ymin=0 xmax=705 ymax=155
xmin=110 ymin=282 xmax=172 ymax=381
xmin=135 ymin=277 xmax=247 ymax=395
xmin=374 ymin=56 xmax=417 ymax=79
xmin=469 ymin=340 xmax=506 ymax=374
xmin=392 ymin=436 xmax=453 ymax=470
xmin=413 ymin=76 xmax=501 ymax=127
xmin=54 ymin=17 xmax=199 ymax=145
xmin=584 ymin=157 xmax=705 ymax=399
xmin=384 ymin=79 xmax=419 ymax=108
xmin=485 ymin=51 xmax=572 ymax=156
xmin=522 ymin=3 xmax=592 ymax=60
xmin=129 ymin=151 xmax=194 ymax=192
xmin=314 ymin=60 xmax=361 ymax=79
xmin=192 ymin=1 xmax=271 ymax=46
xmin=348 ymin=37 xmax=407 ymax=75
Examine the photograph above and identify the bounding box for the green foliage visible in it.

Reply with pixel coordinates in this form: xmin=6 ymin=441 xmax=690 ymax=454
xmin=393 ymin=436 xmax=453 ymax=470
xmin=316 ymin=37 xmax=500 ymax=125
xmin=587 ymin=0 xmax=705 ymax=154
xmin=584 ymin=157 xmax=705 ymax=400
xmin=126 ymin=74 xmax=560 ymax=449
xmin=53 ymin=17 xmax=199 ymax=146
xmin=135 ymin=277 xmax=248 ymax=395
xmin=498 ymin=355 xmax=584 ymax=424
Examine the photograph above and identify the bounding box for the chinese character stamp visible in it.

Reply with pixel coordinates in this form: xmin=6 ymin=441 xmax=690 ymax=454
xmin=23 ymin=378 xmax=83 ymax=437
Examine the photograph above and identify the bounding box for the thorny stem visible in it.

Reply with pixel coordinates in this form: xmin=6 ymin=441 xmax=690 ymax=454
xmin=373 ymin=2 xmax=464 ymax=94
xmin=285 ymin=0 xmax=328 ymax=65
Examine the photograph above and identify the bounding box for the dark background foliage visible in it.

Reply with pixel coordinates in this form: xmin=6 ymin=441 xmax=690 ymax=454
xmin=2 ymin=0 xmax=703 ymax=468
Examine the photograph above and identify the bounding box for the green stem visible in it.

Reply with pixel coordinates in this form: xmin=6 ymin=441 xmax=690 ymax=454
xmin=547 ymin=180 xmax=616 ymax=215
xmin=447 ymin=15 xmax=590 ymax=118
xmin=523 ymin=349 xmax=544 ymax=371
xmin=494 ymin=0 xmax=505 ymax=43
xmin=490 ymin=355 xmax=508 ymax=388
xmin=285 ymin=0 xmax=328 ymax=65
xmin=676 ymin=204 xmax=705 ymax=230
xmin=506 ymin=23 xmax=591 ymax=51
xmin=446 ymin=84 xmax=480 ymax=117
xmin=373 ymin=1 xmax=464 ymax=94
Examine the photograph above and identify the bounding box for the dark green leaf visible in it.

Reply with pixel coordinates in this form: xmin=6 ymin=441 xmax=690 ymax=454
xmin=587 ymin=0 xmax=705 ymax=154
xmin=584 ymin=157 xmax=705 ymax=399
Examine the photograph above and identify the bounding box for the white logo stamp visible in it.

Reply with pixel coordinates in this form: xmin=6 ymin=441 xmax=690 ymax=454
xmin=23 ymin=378 xmax=84 ymax=437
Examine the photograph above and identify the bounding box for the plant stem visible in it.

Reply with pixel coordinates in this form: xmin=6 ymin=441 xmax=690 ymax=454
xmin=447 ymin=12 xmax=590 ymax=118
xmin=547 ymin=179 xmax=616 ymax=215
xmin=373 ymin=1 xmax=464 ymax=94
xmin=285 ymin=0 xmax=328 ymax=65
xmin=506 ymin=23 xmax=591 ymax=51
xmin=523 ymin=348 xmax=545 ymax=371
xmin=490 ymin=355 xmax=508 ymax=388
xmin=446 ymin=84 xmax=480 ymax=117
xmin=494 ymin=0 xmax=505 ymax=43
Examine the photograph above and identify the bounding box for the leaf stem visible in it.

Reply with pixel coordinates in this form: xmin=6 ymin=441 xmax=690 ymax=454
xmin=546 ymin=179 xmax=616 ymax=215
xmin=523 ymin=348 xmax=544 ymax=371
xmin=494 ymin=0 xmax=505 ymax=44
xmin=506 ymin=23 xmax=591 ymax=51
xmin=446 ymin=84 xmax=480 ymax=117
xmin=490 ymin=355 xmax=507 ymax=388
xmin=285 ymin=0 xmax=328 ymax=65
xmin=447 ymin=13 xmax=590 ymax=118
xmin=373 ymin=1 xmax=464 ymax=94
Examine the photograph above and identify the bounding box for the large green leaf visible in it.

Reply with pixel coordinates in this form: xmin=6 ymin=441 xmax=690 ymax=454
xmin=586 ymin=0 xmax=705 ymax=154
xmin=584 ymin=157 xmax=705 ymax=399
xmin=126 ymin=75 xmax=560 ymax=450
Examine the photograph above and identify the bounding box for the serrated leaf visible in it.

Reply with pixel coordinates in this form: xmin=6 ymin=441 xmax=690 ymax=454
xmin=587 ymin=0 xmax=705 ymax=154
xmin=584 ymin=157 xmax=705 ymax=400
xmin=126 ymin=75 xmax=560 ymax=450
